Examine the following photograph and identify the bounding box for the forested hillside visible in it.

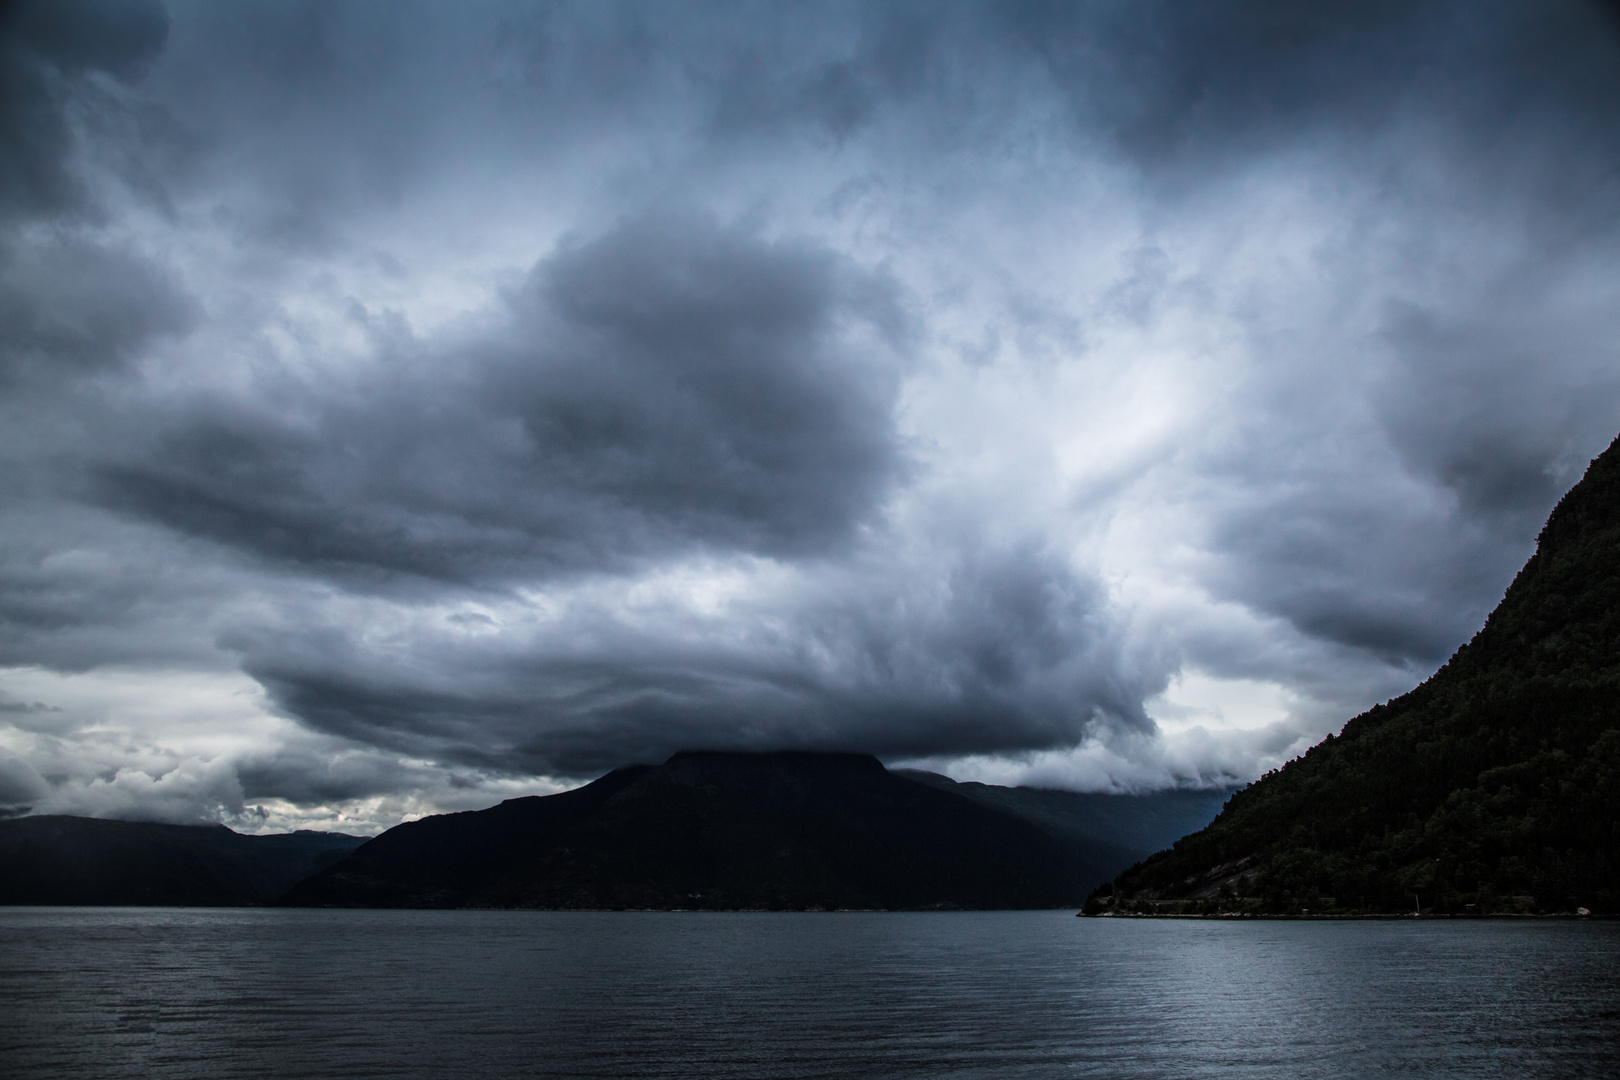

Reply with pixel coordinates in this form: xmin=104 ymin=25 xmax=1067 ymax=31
xmin=1094 ymin=435 xmax=1620 ymax=916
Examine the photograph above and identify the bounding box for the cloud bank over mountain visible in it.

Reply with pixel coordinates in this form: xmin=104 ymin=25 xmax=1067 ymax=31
xmin=3 ymin=0 xmax=1619 ymax=831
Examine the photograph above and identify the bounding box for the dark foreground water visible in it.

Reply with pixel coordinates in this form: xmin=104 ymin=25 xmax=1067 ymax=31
xmin=1 ymin=910 xmax=1616 ymax=1079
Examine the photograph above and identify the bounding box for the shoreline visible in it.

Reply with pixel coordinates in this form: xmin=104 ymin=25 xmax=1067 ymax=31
xmin=1079 ymin=911 xmax=1613 ymax=920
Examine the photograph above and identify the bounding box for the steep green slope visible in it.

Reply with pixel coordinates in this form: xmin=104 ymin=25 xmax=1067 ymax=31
xmin=1096 ymin=435 xmax=1620 ymax=916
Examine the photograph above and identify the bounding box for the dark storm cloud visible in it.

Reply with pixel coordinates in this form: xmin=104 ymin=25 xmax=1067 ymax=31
xmin=500 ymin=214 xmax=905 ymax=553
xmin=700 ymin=4 xmax=949 ymax=142
xmin=1203 ymin=490 xmax=1488 ymax=666
xmin=0 ymin=0 xmax=189 ymax=385
xmin=0 ymin=239 xmax=192 ymax=385
xmin=0 ymin=506 xmax=241 ymax=673
xmin=0 ymin=751 xmax=48 ymax=805
xmin=1376 ymin=303 xmax=1607 ymax=522
xmin=93 ymin=213 xmax=905 ymax=583
xmin=233 ymin=743 xmax=445 ymax=807
xmin=4 ymin=0 xmax=1620 ymax=821
xmin=0 ymin=0 xmax=168 ymax=217
xmin=995 ymin=0 xmax=1620 ymax=673
xmin=231 ymin=541 xmax=1143 ymax=778
xmin=1178 ymin=286 xmax=1620 ymax=671
xmin=0 ymin=4 xmax=203 ymax=686
xmin=1002 ymin=0 xmax=1620 ymax=176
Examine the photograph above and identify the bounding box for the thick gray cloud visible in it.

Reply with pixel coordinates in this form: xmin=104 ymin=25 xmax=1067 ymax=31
xmin=0 ymin=240 xmax=192 ymax=385
xmin=1004 ymin=0 xmax=1620 ymax=178
xmin=92 ymin=212 xmax=904 ymax=583
xmin=2 ymin=0 xmax=1619 ymax=828
xmin=0 ymin=0 xmax=189 ymax=393
xmin=0 ymin=0 xmax=169 ymax=217
xmin=226 ymin=539 xmax=1139 ymax=778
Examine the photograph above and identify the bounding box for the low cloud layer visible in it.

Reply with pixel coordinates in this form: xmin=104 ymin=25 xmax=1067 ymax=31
xmin=3 ymin=0 xmax=1619 ymax=831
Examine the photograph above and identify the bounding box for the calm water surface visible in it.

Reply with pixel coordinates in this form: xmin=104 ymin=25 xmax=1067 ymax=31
xmin=1 ymin=909 xmax=1616 ymax=1079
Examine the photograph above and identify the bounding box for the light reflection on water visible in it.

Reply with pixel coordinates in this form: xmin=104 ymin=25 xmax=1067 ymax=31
xmin=1 ymin=909 xmax=1616 ymax=1079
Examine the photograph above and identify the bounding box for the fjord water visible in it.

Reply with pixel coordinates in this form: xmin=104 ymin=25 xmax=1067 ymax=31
xmin=2 ymin=910 xmax=1615 ymax=1079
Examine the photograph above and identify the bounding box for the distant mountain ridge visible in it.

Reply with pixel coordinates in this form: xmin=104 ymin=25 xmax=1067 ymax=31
xmin=1096 ymin=434 xmax=1620 ymax=916
xmin=280 ymin=753 xmax=1231 ymax=910
xmin=1 ymin=758 xmax=1232 ymax=909
xmin=282 ymin=752 xmax=1098 ymax=910
xmin=894 ymin=770 xmax=1230 ymax=871
xmin=0 ymin=816 xmax=366 ymax=906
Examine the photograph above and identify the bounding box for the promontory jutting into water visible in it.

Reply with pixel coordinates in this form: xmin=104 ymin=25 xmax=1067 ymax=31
xmin=2 ymin=909 xmax=1616 ymax=1080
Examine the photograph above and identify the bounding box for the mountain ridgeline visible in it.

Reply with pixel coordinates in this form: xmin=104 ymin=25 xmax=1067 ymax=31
xmin=0 ymin=816 xmax=366 ymax=906
xmin=284 ymin=753 xmax=1095 ymax=910
xmin=894 ymin=769 xmax=1228 ymax=873
xmin=279 ymin=753 xmax=1228 ymax=910
xmin=1093 ymin=435 xmax=1620 ymax=916
xmin=2 ymin=759 xmax=1227 ymax=910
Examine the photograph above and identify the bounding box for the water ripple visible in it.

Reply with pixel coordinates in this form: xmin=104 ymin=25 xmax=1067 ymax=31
xmin=1 ymin=909 xmax=1616 ymax=1079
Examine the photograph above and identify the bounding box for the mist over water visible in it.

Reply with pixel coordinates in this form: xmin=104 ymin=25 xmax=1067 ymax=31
xmin=2 ymin=910 xmax=1616 ymax=1079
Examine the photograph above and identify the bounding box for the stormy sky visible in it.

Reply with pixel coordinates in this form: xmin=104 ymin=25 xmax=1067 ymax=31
xmin=3 ymin=0 xmax=1619 ymax=832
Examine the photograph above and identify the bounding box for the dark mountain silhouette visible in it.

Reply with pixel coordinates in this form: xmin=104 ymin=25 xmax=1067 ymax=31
xmin=281 ymin=752 xmax=1118 ymax=910
xmin=1094 ymin=435 xmax=1620 ymax=916
xmin=0 ymin=816 xmax=366 ymax=906
xmin=894 ymin=769 xmax=1229 ymax=873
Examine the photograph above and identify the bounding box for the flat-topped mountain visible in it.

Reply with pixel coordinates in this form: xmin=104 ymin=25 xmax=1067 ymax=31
xmin=0 ymin=816 xmax=366 ymax=906
xmin=1096 ymin=435 xmax=1620 ymax=916
xmin=0 ymin=759 xmax=1229 ymax=910
xmin=282 ymin=751 xmax=1113 ymax=910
